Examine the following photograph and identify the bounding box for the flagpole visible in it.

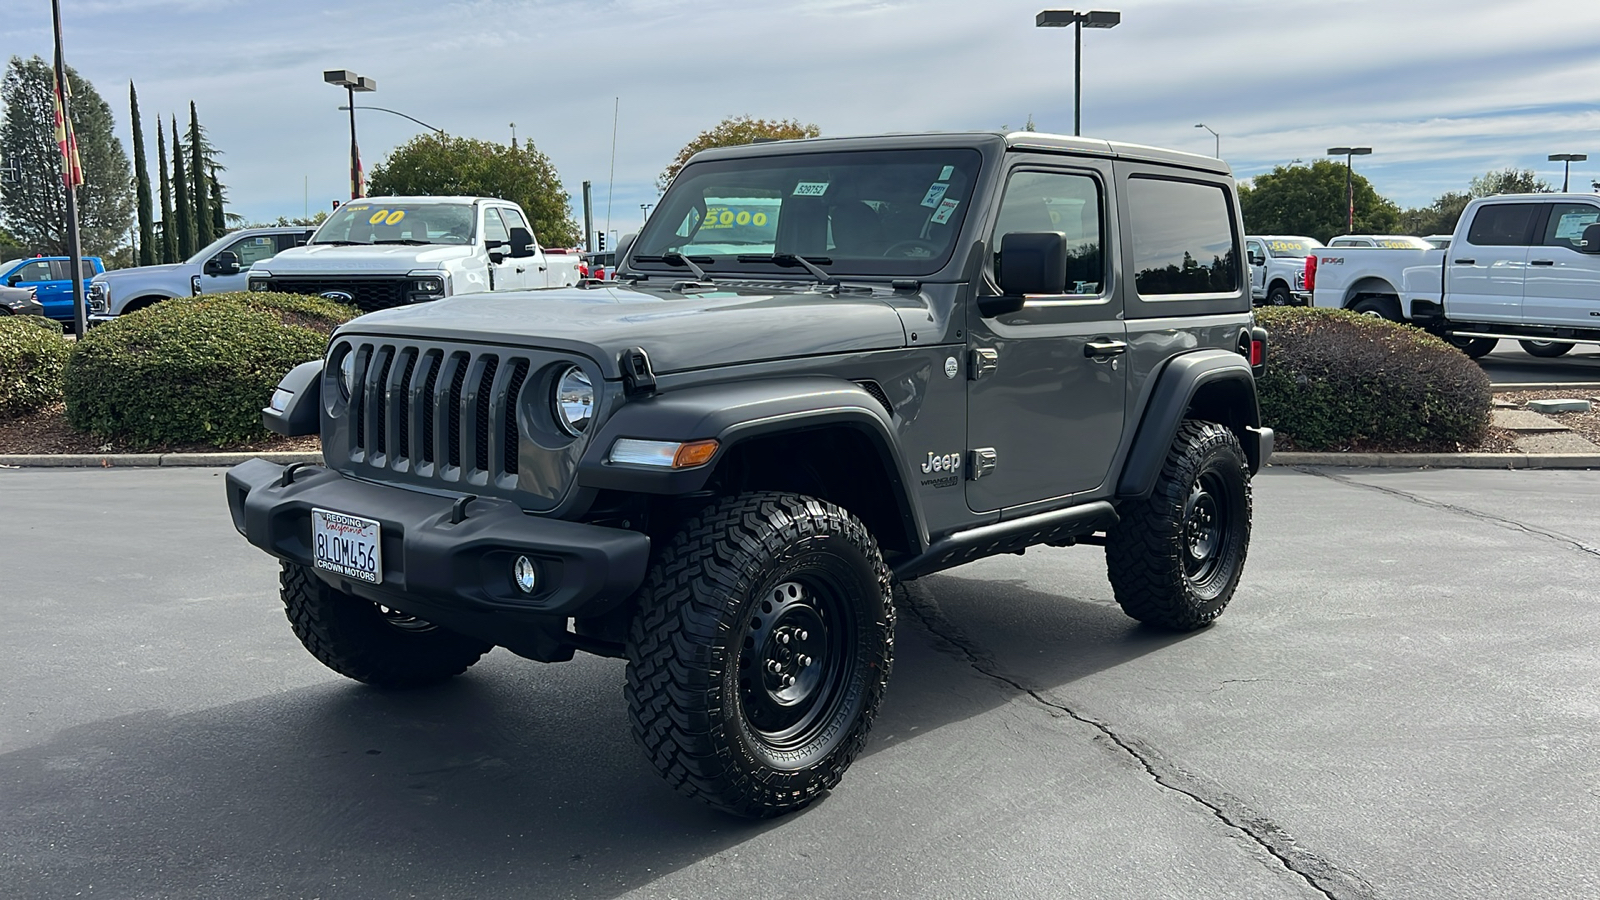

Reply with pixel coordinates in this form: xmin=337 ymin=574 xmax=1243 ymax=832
xmin=51 ymin=0 xmax=87 ymax=336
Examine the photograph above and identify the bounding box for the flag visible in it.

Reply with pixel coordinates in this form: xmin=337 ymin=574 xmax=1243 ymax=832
xmin=352 ymin=140 xmax=364 ymax=199
xmin=52 ymin=70 xmax=83 ymax=189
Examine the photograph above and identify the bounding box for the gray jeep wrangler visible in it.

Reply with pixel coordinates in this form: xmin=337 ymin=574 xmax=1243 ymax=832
xmin=226 ymin=132 xmax=1272 ymax=817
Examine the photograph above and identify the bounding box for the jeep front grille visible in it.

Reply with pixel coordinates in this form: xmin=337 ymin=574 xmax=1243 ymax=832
xmin=344 ymin=341 xmax=532 ymax=482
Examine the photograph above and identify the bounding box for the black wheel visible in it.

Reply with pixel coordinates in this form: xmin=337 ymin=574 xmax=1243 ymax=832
xmin=279 ymin=562 xmax=490 ymax=687
xmin=1267 ymin=284 xmax=1293 ymax=307
xmin=1349 ymin=295 xmax=1401 ymax=321
xmin=1447 ymin=335 xmax=1498 ymax=359
xmin=1520 ymin=339 xmax=1574 ymax=358
xmin=625 ymin=492 xmax=894 ymax=818
xmin=1106 ymin=420 xmax=1251 ymax=631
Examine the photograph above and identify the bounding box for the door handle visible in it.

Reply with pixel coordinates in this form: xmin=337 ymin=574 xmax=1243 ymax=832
xmin=1530 ymin=260 xmax=1555 ymax=266
xmin=1084 ymin=339 xmax=1128 ymax=359
xmin=1454 ymin=259 xmax=1476 ymax=265
xmin=515 ymin=267 xmax=526 ymax=273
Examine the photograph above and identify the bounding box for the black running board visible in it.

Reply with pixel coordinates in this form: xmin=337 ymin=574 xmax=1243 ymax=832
xmin=893 ymin=501 xmax=1118 ymax=581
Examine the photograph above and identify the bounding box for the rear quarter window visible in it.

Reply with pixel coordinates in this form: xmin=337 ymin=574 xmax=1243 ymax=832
xmin=1127 ymin=177 xmax=1239 ymax=297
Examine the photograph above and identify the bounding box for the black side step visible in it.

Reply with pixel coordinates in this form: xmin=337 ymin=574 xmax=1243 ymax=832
xmin=893 ymin=501 xmax=1118 ymax=581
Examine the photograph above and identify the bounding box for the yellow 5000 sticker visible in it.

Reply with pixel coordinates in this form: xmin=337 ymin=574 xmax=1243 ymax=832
xmin=701 ymin=207 xmax=770 ymax=230
xmin=367 ymin=209 xmax=406 ymax=225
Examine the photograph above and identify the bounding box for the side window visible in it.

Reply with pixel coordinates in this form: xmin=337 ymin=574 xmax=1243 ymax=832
xmin=992 ymin=170 xmax=1104 ymax=295
xmin=1246 ymin=240 xmax=1264 ymax=264
xmin=276 ymin=232 xmax=311 ymax=253
xmin=500 ymin=207 xmax=533 ymax=240
xmin=483 ymin=208 xmax=511 ymax=244
xmin=1465 ymin=203 xmax=1540 ymax=246
xmin=15 ymin=260 xmax=53 ymax=282
xmin=1542 ymin=203 xmax=1600 ymax=251
xmin=228 ymin=235 xmax=278 ymax=268
xmin=1127 ymin=177 xmax=1239 ymax=297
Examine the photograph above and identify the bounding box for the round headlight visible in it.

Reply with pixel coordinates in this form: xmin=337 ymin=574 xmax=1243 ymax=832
xmin=553 ymin=366 xmax=593 ymax=436
xmin=338 ymin=350 xmax=358 ymax=400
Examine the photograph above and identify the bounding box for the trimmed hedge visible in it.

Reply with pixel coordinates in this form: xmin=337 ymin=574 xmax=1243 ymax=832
xmin=64 ymin=292 xmax=358 ymax=447
xmin=1255 ymin=307 xmax=1491 ymax=451
xmin=0 ymin=316 xmax=72 ymax=418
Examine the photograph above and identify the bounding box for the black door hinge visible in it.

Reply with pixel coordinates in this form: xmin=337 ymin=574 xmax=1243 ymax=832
xmin=621 ymin=346 xmax=657 ymax=397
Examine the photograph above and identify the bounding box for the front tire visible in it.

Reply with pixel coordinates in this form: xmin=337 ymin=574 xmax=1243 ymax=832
xmin=280 ymin=562 xmax=491 ymax=687
xmin=625 ymin=492 xmax=894 ymax=818
xmin=1267 ymin=284 xmax=1293 ymax=307
xmin=1106 ymin=421 xmax=1251 ymax=631
xmin=1520 ymin=339 xmax=1574 ymax=358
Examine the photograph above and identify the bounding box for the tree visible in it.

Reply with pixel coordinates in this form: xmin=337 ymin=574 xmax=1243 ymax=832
xmin=657 ymin=115 xmax=821 ymax=191
xmin=170 ymin=116 xmax=193 ymax=258
xmin=1238 ymin=159 xmax=1399 ymax=243
xmin=209 ymin=165 xmax=225 ymax=233
xmin=0 ymin=223 xmax=26 ymax=259
xmin=1398 ymin=191 xmax=1470 ymax=237
xmin=367 ymin=133 xmax=578 ymax=247
xmin=1469 ymin=167 xmax=1552 ymax=198
xmin=157 ymin=123 xmax=175 ymax=263
xmin=189 ymin=102 xmax=212 ymax=246
xmin=129 ymin=82 xmax=154 ymax=266
xmin=0 ymin=55 xmax=133 ymax=257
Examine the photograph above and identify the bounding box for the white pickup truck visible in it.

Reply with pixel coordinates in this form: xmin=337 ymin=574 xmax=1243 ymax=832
xmin=247 ymin=196 xmax=579 ymax=312
xmin=1310 ymin=193 xmax=1600 ymax=357
xmin=1245 ymin=235 xmax=1320 ymax=306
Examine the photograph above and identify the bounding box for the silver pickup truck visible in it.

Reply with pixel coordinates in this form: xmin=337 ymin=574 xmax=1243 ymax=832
xmin=88 ymin=226 xmax=315 ymax=321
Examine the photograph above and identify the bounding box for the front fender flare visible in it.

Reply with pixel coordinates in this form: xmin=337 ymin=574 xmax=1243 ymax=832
xmin=1116 ymin=350 xmax=1266 ymax=499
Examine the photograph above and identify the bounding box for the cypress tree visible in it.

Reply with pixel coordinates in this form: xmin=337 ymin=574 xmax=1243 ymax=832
xmin=129 ymin=82 xmax=154 ymax=266
xmin=209 ymin=164 xmax=225 ymax=233
xmin=171 ymin=115 xmax=193 ymax=258
xmin=189 ymin=102 xmax=212 ymax=246
xmin=157 ymin=122 xmax=175 ymax=263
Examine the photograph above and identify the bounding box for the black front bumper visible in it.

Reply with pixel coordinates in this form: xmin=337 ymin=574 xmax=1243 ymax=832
xmin=225 ymin=458 xmax=651 ymax=626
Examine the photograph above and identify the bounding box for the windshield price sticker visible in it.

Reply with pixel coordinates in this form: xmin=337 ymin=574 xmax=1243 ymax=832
xmin=701 ymin=206 xmax=771 ymax=230
xmin=367 ymin=209 xmax=407 ymax=225
xmin=920 ymin=182 xmax=950 ymax=208
xmin=1267 ymin=240 xmax=1309 ymax=253
xmin=938 ymin=165 xmax=955 ymax=181
xmin=931 ymin=198 xmax=960 ymax=225
xmin=792 ymin=182 xmax=830 ymax=197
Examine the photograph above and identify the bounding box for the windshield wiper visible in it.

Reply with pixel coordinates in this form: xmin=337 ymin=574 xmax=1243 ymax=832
xmin=635 ymin=252 xmax=714 ymax=283
xmin=311 ymin=240 xmax=362 ymax=246
xmin=737 ymin=253 xmax=840 ymax=290
xmin=372 ymin=239 xmax=431 ymax=245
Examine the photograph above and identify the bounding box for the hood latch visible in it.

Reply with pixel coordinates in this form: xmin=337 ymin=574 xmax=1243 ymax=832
xmin=621 ymin=347 xmax=657 ymax=397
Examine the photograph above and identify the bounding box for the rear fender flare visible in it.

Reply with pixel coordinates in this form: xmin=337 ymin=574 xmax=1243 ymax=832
xmin=1117 ymin=351 xmax=1262 ymax=498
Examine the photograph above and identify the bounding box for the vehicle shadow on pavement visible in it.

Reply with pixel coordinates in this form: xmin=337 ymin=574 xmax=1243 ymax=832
xmin=0 ymin=574 xmax=1185 ymax=900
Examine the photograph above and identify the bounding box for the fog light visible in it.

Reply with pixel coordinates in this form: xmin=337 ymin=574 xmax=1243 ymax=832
xmin=513 ymin=556 xmax=538 ymax=594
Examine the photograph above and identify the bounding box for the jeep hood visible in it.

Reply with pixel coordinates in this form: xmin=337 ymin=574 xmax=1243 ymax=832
xmin=333 ymin=283 xmax=909 ymax=377
xmin=259 ymin=243 xmax=475 ymax=273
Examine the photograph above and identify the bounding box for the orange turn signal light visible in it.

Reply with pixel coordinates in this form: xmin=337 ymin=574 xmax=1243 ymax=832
xmin=672 ymin=439 xmax=719 ymax=468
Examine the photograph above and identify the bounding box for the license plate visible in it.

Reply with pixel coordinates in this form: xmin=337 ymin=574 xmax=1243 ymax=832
xmin=311 ymin=508 xmax=383 ymax=584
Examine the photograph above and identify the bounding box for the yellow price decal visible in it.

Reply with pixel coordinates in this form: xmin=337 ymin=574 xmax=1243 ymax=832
xmin=367 ymin=209 xmax=406 ymax=225
xmin=702 ymin=207 xmax=769 ymax=230
xmin=1267 ymin=240 xmax=1306 ymax=252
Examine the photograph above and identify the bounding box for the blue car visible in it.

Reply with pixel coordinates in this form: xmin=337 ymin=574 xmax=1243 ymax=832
xmin=0 ymin=256 xmax=106 ymax=328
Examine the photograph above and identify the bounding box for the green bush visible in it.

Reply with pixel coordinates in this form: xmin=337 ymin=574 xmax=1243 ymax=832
xmin=64 ymin=292 xmax=358 ymax=447
xmin=0 ymin=316 xmax=72 ymax=418
xmin=1255 ymin=307 xmax=1491 ymax=451
xmin=16 ymin=315 xmax=65 ymax=335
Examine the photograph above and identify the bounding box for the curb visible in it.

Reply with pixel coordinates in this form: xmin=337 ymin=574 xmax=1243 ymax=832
xmin=0 ymin=451 xmax=321 ymax=468
xmin=1491 ymin=382 xmax=1600 ymax=391
xmin=1269 ymin=452 xmax=1600 ymax=469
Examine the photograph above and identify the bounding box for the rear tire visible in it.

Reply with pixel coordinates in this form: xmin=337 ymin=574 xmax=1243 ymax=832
xmin=1520 ymin=339 xmax=1574 ymax=358
xmin=1350 ymin=295 xmax=1401 ymax=321
xmin=279 ymin=562 xmax=491 ymax=687
xmin=1106 ymin=421 xmax=1251 ymax=631
xmin=1447 ymin=336 xmax=1498 ymax=359
xmin=625 ymin=492 xmax=894 ymax=818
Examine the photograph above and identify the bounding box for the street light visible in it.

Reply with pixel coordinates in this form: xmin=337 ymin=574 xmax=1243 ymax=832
xmin=1195 ymin=123 xmax=1219 ymax=158
xmin=337 ymin=105 xmax=444 ymax=136
xmin=323 ymin=69 xmax=376 ymax=200
xmin=1327 ymin=146 xmax=1372 ymax=234
xmin=1549 ymin=153 xmax=1587 ymax=192
xmin=641 ymin=203 xmax=654 ymax=225
xmin=1036 ymin=9 xmax=1121 ymax=137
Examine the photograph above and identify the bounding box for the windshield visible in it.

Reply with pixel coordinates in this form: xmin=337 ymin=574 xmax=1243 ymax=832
xmin=1265 ymin=238 xmax=1319 ymax=258
xmin=631 ymin=148 xmax=983 ymax=277
xmin=312 ymin=201 xmax=476 ymax=246
xmin=185 ymin=231 xmax=241 ymax=265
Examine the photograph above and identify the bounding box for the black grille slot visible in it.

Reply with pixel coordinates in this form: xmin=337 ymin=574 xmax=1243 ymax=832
xmin=394 ymin=348 xmax=417 ymax=462
xmin=502 ymin=359 xmax=529 ymax=475
xmin=474 ymin=357 xmax=500 ymax=473
xmin=265 ymin=276 xmax=408 ymax=312
xmin=855 ymin=380 xmax=893 ymax=416
xmin=446 ymin=356 xmax=467 ymax=469
xmin=370 ymin=347 xmax=394 ymax=456
xmin=351 ymin=346 xmax=371 ymax=450
xmin=420 ymin=352 xmax=441 ymax=465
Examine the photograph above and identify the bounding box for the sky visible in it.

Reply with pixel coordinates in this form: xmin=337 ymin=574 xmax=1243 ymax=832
xmin=4 ymin=0 xmax=1600 ymax=244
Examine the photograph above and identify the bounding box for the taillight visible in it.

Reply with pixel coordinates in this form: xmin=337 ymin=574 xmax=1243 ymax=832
xmin=1250 ymin=340 xmax=1263 ymax=366
xmin=1304 ymin=254 xmax=1318 ymax=293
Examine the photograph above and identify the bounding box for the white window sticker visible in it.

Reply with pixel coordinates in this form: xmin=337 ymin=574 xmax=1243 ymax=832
xmin=1556 ymin=212 xmax=1600 ymax=240
xmin=931 ymin=198 xmax=961 ymax=225
xmin=920 ymin=182 xmax=950 ymax=208
xmin=793 ymin=182 xmax=830 ymax=197
xmin=938 ymin=165 xmax=955 ymax=181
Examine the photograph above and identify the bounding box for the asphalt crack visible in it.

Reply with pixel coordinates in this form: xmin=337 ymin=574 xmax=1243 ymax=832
xmin=1299 ymin=466 xmax=1600 ymax=559
xmin=895 ymin=583 xmax=1378 ymax=900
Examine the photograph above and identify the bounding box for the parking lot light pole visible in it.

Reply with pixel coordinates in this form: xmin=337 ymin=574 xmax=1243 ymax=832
xmin=337 ymin=104 xmax=444 ymax=136
xmin=1549 ymin=153 xmax=1587 ymax=193
xmin=1195 ymin=123 xmax=1219 ymax=158
xmin=1036 ymin=9 xmax=1121 ymax=137
xmin=323 ymin=70 xmax=376 ymax=199
xmin=1327 ymin=146 xmax=1372 ymax=234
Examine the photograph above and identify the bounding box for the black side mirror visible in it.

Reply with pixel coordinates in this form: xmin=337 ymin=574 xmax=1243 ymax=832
xmin=4 ymin=274 xmax=19 ymax=287
xmin=508 ymin=226 xmax=536 ymax=259
xmin=1581 ymin=224 xmax=1600 ymax=254
xmin=982 ymin=232 xmax=1068 ymax=317
xmin=1248 ymin=253 xmax=1264 ymax=266
xmin=206 ymin=251 xmax=241 ymax=275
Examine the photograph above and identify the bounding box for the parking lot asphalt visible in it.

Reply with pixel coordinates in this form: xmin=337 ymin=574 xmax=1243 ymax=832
xmin=2 ymin=466 xmax=1597 ymax=900
xmin=1478 ymin=342 xmax=1600 ymax=385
